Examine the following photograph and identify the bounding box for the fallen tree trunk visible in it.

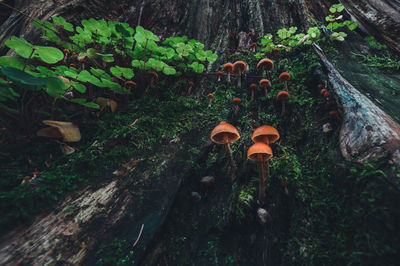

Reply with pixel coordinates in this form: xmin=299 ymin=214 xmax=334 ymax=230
xmin=313 ymin=43 xmax=400 ymax=171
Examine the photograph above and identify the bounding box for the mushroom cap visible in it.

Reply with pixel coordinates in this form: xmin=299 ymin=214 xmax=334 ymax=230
xmin=188 ymin=81 xmax=194 ymax=86
xmin=211 ymin=121 xmax=240 ymax=144
xmin=276 ymin=91 xmax=290 ymax=101
xmin=232 ymin=97 xmax=242 ymax=105
xmin=148 ymin=71 xmax=159 ymax=81
xmin=247 ymin=143 xmax=273 ymax=162
xmin=324 ymin=91 xmax=331 ymax=98
xmin=208 ymin=93 xmax=214 ymax=99
xmin=249 ymin=83 xmax=258 ymax=90
xmin=223 ymin=63 xmax=234 ymax=73
xmin=96 ymin=97 xmax=118 ymax=112
xmin=249 ymin=42 xmax=257 ymax=48
xmin=216 ymin=71 xmax=223 ymax=76
xmin=252 ymin=125 xmax=280 ymax=144
xmin=329 ymin=110 xmax=339 ymax=119
xmin=317 ymin=84 xmax=323 ymax=89
xmin=257 ymin=58 xmax=274 ymax=71
xmin=38 ymin=120 xmax=81 ymax=142
xmin=233 ymin=61 xmax=247 ymax=74
xmin=259 ymin=79 xmax=271 ymax=88
xmin=279 ymin=72 xmax=291 ymax=82
xmin=320 ymin=89 xmax=328 ymax=96
xmin=125 ymin=80 xmax=137 ymax=88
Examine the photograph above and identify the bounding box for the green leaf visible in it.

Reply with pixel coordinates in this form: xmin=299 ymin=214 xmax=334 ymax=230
xmin=1 ymin=67 xmax=47 ymax=86
xmin=86 ymin=48 xmax=99 ymax=59
xmin=0 ymin=56 xmax=25 ymax=70
xmin=44 ymin=77 xmax=65 ymax=97
xmin=100 ymin=54 xmax=114 ymax=63
xmin=52 ymin=16 xmax=74 ymax=32
xmin=71 ymin=82 xmax=87 ymax=93
xmin=110 ymin=66 xmax=134 ymax=79
xmin=34 ymin=46 xmax=64 ymax=64
xmin=5 ymin=36 xmax=34 ymax=58
xmin=69 ymin=98 xmax=99 ymax=108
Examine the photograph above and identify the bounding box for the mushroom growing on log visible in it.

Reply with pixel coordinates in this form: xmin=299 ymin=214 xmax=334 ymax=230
xmin=276 ymin=91 xmax=290 ymax=116
xmin=257 ymin=58 xmax=274 ymax=79
xmin=223 ymin=63 xmax=234 ymax=83
xmin=233 ymin=61 xmax=247 ymax=88
xmin=313 ymin=44 xmax=400 ymax=172
xmin=248 ymin=83 xmax=258 ymax=101
xmin=232 ymin=97 xmax=242 ymax=117
xmin=211 ymin=121 xmax=240 ymax=169
xmin=260 ymin=79 xmax=271 ymax=97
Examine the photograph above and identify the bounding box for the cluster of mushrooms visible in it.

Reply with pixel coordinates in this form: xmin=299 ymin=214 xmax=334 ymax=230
xmin=213 ymin=58 xmax=291 ymax=116
xmin=319 ymin=82 xmax=339 ymax=121
xmin=210 ymin=122 xmax=280 ymax=203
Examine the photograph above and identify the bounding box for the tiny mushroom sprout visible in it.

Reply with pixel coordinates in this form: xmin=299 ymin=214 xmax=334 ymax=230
xmin=324 ymin=91 xmax=331 ymax=100
xmin=247 ymin=142 xmax=273 ymax=203
xmin=96 ymin=97 xmax=118 ymax=113
xmin=257 ymin=58 xmax=274 ymax=78
xmin=248 ymin=83 xmax=258 ymax=101
xmin=276 ymin=91 xmax=290 ymax=115
xmin=252 ymin=125 xmax=280 ymax=182
xmin=320 ymin=88 xmax=328 ymax=96
xmin=233 ymin=61 xmax=247 ymax=88
xmin=216 ymin=71 xmax=223 ymax=82
xmin=208 ymin=93 xmax=215 ymax=108
xmin=279 ymin=72 xmax=291 ymax=91
xmin=211 ymin=121 xmax=240 ymax=167
xmin=249 ymin=42 xmax=257 ymax=52
xmin=37 ymin=120 xmax=81 ymax=142
xmin=232 ymin=97 xmax=242 ymax=117
xmin=259 ymin=79 xmax=271 ymax=97
xmin=187 ymin=81 xmax=195 ymax=95
xmin=223 ymin=63 xmax=234 ymax=83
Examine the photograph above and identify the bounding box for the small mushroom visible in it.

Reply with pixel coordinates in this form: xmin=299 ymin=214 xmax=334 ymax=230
xmin=233 ymin=61 xmax=247 ymax=88
xmin=320 ymin=89 xmax=327 ymax=96
xmin=259 ymin=79 xmax=271 ymax=97
xmin=257 ymin=58 xmax=274 ymax=78
xmin=216 ymin=71 xmax=223 ymax=82
xmin=96 ymin=97 xmax=117 ymax=113
xmin=187 ymin=81 xmax=195 ymax=95
xmin=329 ymin=110 xmax=339 ymax=120
xmin=247 ymin=142 xmax=273 ymax=202
xmin=276 ymin=91 xmax=290 ymax=116
xmin=37 ymin=120 xmax=81 ymax=142
xmin=211 ymin=121 xmax=240 ymax=167
xmin=249 ymin=42 xmax=257 ymax=52
xmin=223 ymin=63 xmax=234 ymax=83
xmin=324 ymin=91 xmax=331 ymax=100
xmin=322 ymin=123 xmax=333 ymax=134
xmin=279 ymin=72 xmax=291 ymax=91
xmin=248 ymin=83 xmax=258 ymax=101
xmin=207 ymin=93 xmax=215 ymax=108
xmin=317 ymin=84 xmax=323 ymax=90
xmin=252 ymin=125 xmax=280 ymax=182
xmin=232 ymin=97 xmax=242 ymax=117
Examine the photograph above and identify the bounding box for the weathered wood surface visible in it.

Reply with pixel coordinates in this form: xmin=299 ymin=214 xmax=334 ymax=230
xmin=313 ymin=44 xmax=400 ymax=171
xmin=340 ymin=0 xmax=400 ymax=53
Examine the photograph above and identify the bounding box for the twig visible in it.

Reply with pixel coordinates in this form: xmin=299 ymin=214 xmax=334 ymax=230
xmin=132 ymin=224 xmax=144 ymax=248
xmin=128 ymin=118 xmax=139 ymax=127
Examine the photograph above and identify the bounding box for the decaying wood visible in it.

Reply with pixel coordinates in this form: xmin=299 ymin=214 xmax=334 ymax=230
xmin=313 ymin=44 xmax=400 ymax=170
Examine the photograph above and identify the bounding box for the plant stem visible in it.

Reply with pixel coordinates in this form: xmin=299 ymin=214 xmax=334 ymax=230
xmin=23 ymin=48 xmax=35 ymax=71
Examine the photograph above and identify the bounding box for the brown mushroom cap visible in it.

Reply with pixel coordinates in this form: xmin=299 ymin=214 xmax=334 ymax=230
xmin=216 ymin=71 xmax=223 ymax=76
xmin=233 ymin=61 xmax=247 ymax=74
xmin=37 ymin=120 xmax=81 ymax=142
xmin=249 ymin=83 xmax=258 ymax=90
xmin=208 ymin=93 xmax=214 ymax=99
xmin=257 ymin=58 xmax=274 ymax=71
xmin=211 ymin=121 xmax=240 ymax=144
xmin=247 ymin=142 xmax=273 ymax=161
xmin=232 ymin=97 xmax=242 ymax=105
xmin=96 ymin=97 xmax=118 ymax=112
xmin=252 ymin=125 xmax=280 ymax=144
xmin=276 ymin=91 xmax=290 ymax=101
xmin=223 ymin=63 xmax=234 ymax=73
xmin=259 ymin=79 xmax=271 ymax=88
xmin=279 ymin=72 xmax=291 ymax=82
xmin=188 ymin=81 xmax=194 ymax=86
xmin=320 ymin=89 xmax=327 ymax=96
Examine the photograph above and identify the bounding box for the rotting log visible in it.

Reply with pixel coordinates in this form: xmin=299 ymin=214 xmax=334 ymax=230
xmin=313 ymin=44 xmax=400 ymax=171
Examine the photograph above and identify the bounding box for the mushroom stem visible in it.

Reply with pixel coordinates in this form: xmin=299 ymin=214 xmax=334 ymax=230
xmin=265 ymin=160 xmax=270 ymax=183
xmin=237 ymin=73 xmax=242 ymax=88
xmin=208 ymin=99 xmax=213 ymax=108
xmin=188 ymin=86 xmax=192 ymax=95
xmin=281 ymin=100 xmax=286 ymax=116
xmin=250 ymin=90 xmax=254 ymax=102
xmin=234 ymin=105 xmax=239 ymax=117
xmin=227 ymin=73 xmax=231 ymax=83
xmin=264 ymin=88 xmax=268 ymax=97
xmin=284 ymin=81 xmax=288 ymax=91
xmin=266 ymin=70 xmax=270 ymax=80
xmin=257 ymin=154 xmax=265 ymax=203
xmin=218 ymin=76 xmax=221 ymax=82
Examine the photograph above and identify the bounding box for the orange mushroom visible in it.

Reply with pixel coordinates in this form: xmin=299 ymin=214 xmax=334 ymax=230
xmin=216 ymin=71 xmax=223 ymax=82
xmin=257 ymin=58 xmax=274 ymax=78
xmin=324 ymin=91 xmax=331 ymax=100
xmin=329 ymin=110 xmax=339 ymax=120
xmin=63 ymin=49 xmax=71 ymax=55
xmin=252 ymin=125 xmax=280 ymax=182
xmin=317 ymin=84 xmax=323 ymax=89
xmin=247 ymin=142 xmax=273 ymax=202
xmin=211 ymin=122 xmax=240 ymax=167
xmin=233 ymin=61 xmax=247 ymax=88
xmin=248 ymin=83 xmax=258 ymax=101
xmin=249 ymin=42 xmax=257 ymax=52
xmin=279 ymin=72 xmax=291 ymax=91
xmin=276 ymin=91 xmax=290 ymax=115
xmin=232 ymin=97 xmax=242 ymax=117
xmin=320 ymin=89 xmax=328 ymax=96
xmin=208 ymin=93 xmax=215 ymax=108
xmin=223 ymin=63 xmax=234 ymax=83
xmin=187 ymin=81 xmax=195 ymax=95
xmin=259 ymin=79 xmax=271 ymax=97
